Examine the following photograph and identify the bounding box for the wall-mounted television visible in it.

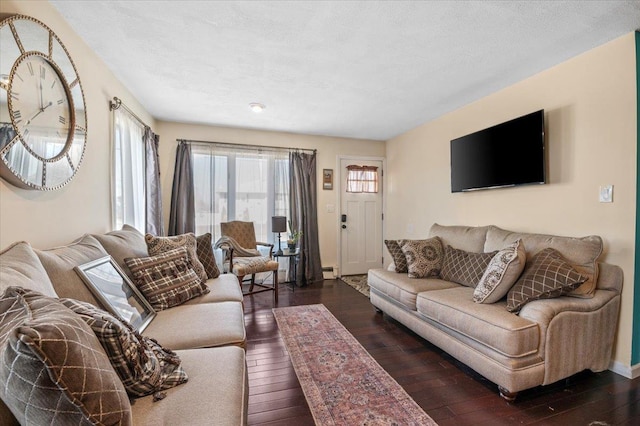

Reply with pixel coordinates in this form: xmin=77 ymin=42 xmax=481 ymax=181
xmin=450 ymin=110 xmax=545 ymax=193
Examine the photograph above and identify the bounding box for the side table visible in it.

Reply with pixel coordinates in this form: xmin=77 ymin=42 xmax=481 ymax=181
xmin=273 ymin=249 xmax=300 ymax=290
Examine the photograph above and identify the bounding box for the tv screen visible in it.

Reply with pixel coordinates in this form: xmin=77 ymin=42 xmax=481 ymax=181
xmin=450 ymin=110 xmax=545 ymax=193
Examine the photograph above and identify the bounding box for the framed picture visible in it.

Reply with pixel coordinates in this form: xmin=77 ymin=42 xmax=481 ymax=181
xmin=74 ymin=256 xmax=156 ymax=332
xmin=323 ymin=168 xmax=333 ymax=190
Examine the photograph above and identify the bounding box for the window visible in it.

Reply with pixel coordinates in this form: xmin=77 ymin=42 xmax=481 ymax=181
xmin=192 ymin=144 xmax=289 ymax=244
xmin=346 ymin=165 xmax=379 ymax=193
xmin=112 ymin=109 xmax=145 ymax=232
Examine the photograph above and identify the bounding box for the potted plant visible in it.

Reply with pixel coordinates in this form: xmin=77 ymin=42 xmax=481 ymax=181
xmin=287 ymin=220 xmax=302 ymax=250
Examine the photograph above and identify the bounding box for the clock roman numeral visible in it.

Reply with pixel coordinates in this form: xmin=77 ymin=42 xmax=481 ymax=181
xmin=27 ymin=62 xmax=34 ymax=76
xmin=57 ymin=99 xmax=64 ymax=105
xmin=40 ymin=66 xmax=46 ymax=80
xmin=15 ymin=73 xmax=23 ymax=82
xmin=10 ymin=92 xmax=19 ymax=101
xmin=51 ymin=80 xmax=57 ymax=89
xmin=12 ymin=110 xmax=22 ymax=124
xmin=59 ymin=116 xmax=66 ymax=125
xmin=22 ymin=128 xmax=29 ymax=140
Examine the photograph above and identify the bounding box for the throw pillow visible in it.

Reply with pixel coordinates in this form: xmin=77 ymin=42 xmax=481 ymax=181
xmin=400 ymin=237 xmax=444 ymax=278
xmin=92 ymin=224 xmax=148 ymax=281
xmin=61 ymin=298 xmax=188 ymax=398
xmin=440 ymin=245 xmax=497 ymax=288
xmin=474 ymin=240 xmax=526 ymax=304
xmin=0 ymin=287 xmax=131 ymax=425
xmin=506 ymin=248 xmax=587 ymax=313
xmin=196 ymin=233 xmax=220 ymax=279
xmin=0 ymin=241 xmax=58 ymax=297
xmin=125 ymin=247 xmax=209 ymax=310
xmin=384 ymin=239 xmax=408 ymax=273
xmin=146 ymin=233 xmax=208 ymax=284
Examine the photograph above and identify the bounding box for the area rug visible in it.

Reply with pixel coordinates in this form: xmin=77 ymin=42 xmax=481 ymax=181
xmin=340 ymin=274 xmax=369 ymax=297
xmin=273 ymin=304 xmax=437 ymax=426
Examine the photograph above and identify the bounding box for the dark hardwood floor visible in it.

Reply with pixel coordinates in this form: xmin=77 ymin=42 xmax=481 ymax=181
xmin=243 ymin=279 xmax=640 ymax=425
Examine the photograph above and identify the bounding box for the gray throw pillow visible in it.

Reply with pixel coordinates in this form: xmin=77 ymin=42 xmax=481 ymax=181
xmin=400 ymin=237 xmax=444 ymax=278
xmin=506 ymin=248 xmax=587 ymax=313
xmin=474 ymin=240 xmax=526 ymax=304
xmin=440 ymin=245 xmax=497 ymax=288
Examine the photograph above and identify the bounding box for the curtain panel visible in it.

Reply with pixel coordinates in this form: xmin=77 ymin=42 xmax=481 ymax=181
xmin=144 ymin=128 xmax=164 ymax=236
xmin=168 ymin=142 xmax=195 ymax=235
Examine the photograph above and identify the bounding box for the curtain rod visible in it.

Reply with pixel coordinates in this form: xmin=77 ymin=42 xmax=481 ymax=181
xmin=109 ymin=96 xmax=150 ymax=130
xmin=178 ymin=139 xmax=317 ymax=154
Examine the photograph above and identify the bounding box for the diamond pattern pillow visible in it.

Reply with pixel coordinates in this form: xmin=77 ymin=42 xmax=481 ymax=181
xmin=400 ymin=237 xmax=444 ymax=278
xmin=146 ymin=233 xmax=208 ymax=284
xmin=506 ymin=248 xmax=587 ymax=313
xmin=125 ymin=247 xmax=209 ymax=310
xmin=61 ymin=298 xmax=188 ymax=398
xmin=384 ymin=240 xmax=408 ymax=273
xmin=440 ymin=245 xmax=497 ymax=288
xmin=0 ymin=287 xmax=131 ymax=425
xmin=196 ymin=233 xmax=220 ymax=279
xmin=474 ymin=240 xmax=526 ymax=304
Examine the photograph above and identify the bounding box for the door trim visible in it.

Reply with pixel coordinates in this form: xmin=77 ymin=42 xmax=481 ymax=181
xmin=336 ymin=155 xmax=386 ymax=278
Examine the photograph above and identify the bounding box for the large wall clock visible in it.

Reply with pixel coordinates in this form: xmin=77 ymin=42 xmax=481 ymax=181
xmin=0 ymin=15 xmax=87 ymax=190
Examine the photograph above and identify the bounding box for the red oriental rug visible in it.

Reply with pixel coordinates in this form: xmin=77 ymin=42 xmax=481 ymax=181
xmin=272 ymin=304 xmax=437 ymax=426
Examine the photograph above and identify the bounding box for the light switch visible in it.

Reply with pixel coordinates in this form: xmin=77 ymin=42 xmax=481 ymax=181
xmin=599 ymin=185 xmax=613 ymax=203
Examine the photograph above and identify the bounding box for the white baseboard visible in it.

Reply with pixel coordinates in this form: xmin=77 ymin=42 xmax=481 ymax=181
xmin=609 ymin=360 xmax=640 ymax=379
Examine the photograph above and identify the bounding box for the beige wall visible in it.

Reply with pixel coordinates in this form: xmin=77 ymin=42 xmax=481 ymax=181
xmin=385 ymin=33 xmax=637 ymax=368
xmin=156 ymin=121 xmax=384 ymax=269
xmin=0 ymin=1 xmax=155 ymax=249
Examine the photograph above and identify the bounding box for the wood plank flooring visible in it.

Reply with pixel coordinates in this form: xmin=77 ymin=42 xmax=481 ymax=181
xmin=243 ymin=279 xmax=640 ymax=425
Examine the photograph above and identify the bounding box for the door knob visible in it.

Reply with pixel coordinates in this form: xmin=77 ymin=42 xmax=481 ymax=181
xmin=341 ymin=224 xmax=347 ymax=229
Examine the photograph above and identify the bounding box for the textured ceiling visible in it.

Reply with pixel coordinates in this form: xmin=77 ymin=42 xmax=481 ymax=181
xmin=50 ymin=1 xmax=640 ymax=141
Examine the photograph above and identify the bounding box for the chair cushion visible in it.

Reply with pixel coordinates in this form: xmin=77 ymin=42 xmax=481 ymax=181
xmin=384 ymin=239 xmax=408 ymax=273
xmin=182 ymin=274 xmax=243 ymax=305
xmin=474 ymin=239 xmax=526 ymax=304
xmin=125 ymin=247 xmax=209 ymax=311
xmin=146 ymin=233 xmax=208 ymax=283
xmin=61 ymin=299 xmax=188 ymax=398
xmin=92 ymin=225 xmax=148 ymax=281
xmin=0 ymin=287 xmax=131 ymax=425
xmin=416 ymin=286 xmax=540 ymax=358
xmin=142 ymin=302 xmax=246 ymax=350
xmin=440 ymin=245 xmax=497 ymax=288
xmin=368 ymin=268 xmax=458 ymax=310
xmin=196 ymin=233 xmax=220 ymax=279
xmin=0 ymin=241 xmax=57 ymax=297
xmin=231 ymin=257 xmax=279 ymax=276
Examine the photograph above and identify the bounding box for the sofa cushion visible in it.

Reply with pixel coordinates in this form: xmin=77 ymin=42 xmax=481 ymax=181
xmin=0 ymin=241 xmax=57 ymax=297
xmin=196 ymin=233 xmax=221 ymax=279
xmin=142 ymin=301 xmax=246 ymax=350
xmin=507 ymin=248 xmax=587 ymax=313
xmin=34 ymin=234 xmax=108 ymax=307
xmin=440 ymin=246 xmax=496 ymax=288
xmin=484 ymin=226 xmax=602 ymax=298
xmin=61 ymin=298 xmax=188 ymax=398
xmin=0 ymin=287 xmax=131 ymax=425
xmin=146 ymin=233 xmax=208 ymax=284
xmin=130 ymin=346 xmax=247 ymax=426
xmin=125 ymin=247 xmax=209 ymax=311
xmin=400 ymin=237 xmax=444 ymax=278
xmin=384 ymin=239 xmax=408 ymax=273
xmin=416 ymin=286 xmax=540 ymax=358
xmin=429 ymin=223 xmax=490 ymax=252
xmin=182 ymin=274 xmax=243 ymax=305
xmin=368 ymin=268 xmax=458 ymax=311
xmin=92 ymin=225 xmax=148 ymax=280
xmin=474 ymin=240 xmax=526 ymax=304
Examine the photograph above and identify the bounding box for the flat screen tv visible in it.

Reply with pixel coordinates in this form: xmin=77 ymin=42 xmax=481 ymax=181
xmin=450 ymin=110 xmax=545 ymax=193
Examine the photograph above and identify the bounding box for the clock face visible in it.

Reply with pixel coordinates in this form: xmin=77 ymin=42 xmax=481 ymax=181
xmin=9 ymin=54 xmax=73 ymax=160
xmin=0 ymin=15 xmax=87 ymax=190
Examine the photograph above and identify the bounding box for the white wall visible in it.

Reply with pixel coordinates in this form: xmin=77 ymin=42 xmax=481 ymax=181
xmin=0 ymin=1 xmax=155 ymax=249
xmin=156 ymin=121 xmax=385 ymax=270
xmin=385 ymin=33 xmax=636 ymax=369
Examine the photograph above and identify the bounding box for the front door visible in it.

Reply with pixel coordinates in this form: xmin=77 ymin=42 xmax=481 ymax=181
xmin=339 ymin=158 xmax=383 ymax=276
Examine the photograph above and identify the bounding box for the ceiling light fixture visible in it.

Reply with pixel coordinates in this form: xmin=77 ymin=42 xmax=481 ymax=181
xmin=249 ymin=102 xmax=266 ymax=113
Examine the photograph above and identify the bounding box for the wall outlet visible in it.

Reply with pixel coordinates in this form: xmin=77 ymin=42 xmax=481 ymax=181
xmin=599 ymin=185 xmax=613 ymax=203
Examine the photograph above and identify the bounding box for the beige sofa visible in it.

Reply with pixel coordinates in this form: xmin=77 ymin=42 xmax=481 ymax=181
xmin=369 ymin=224 xmax=622 ymax=400
xmin=0 ymin=226 xmax=248 ymax=425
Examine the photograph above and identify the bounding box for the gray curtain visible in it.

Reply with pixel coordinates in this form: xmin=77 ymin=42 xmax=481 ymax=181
xmin=168 ymin=141 xmax=195 ymax=235
xmin=144 ymin=128 xmax=164 ymax=236
xmin=290 ymin=151 xmax=323 ymax=285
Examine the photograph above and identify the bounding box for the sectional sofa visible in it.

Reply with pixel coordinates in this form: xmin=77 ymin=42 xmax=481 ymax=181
xmin=0 ymin=225 xmax=248 ymax=425
xmin=369 ymin=224 xmax=622 ymax=400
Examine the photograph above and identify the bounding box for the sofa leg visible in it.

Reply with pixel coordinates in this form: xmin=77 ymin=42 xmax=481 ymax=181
xmin=498 ymin=386 xmax=518 ymax=402
xmin=374 ymin=306 xmax=383 ymax=314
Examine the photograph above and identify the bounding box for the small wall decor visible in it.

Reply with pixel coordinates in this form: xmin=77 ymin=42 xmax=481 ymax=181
xmin=323 ymin=168 xmax=333 ymax=190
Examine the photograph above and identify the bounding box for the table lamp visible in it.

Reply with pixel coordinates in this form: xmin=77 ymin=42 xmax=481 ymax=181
xmin=271 ymin=216 xmax=287 ymax=255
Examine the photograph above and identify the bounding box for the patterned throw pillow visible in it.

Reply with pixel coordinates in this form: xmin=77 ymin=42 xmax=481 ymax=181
xmin=196 ymin=233 xmax=220 ymax=279
xmin=384 ymin=240 xmax=408 ymax=273
xmin=61 ymin=299 xmax=188 ymax=398
xmin=146 ymin=233 xmax=208 ymax=284
xmin=125 ymin=247 xmax=209 ymax=310
xmin=506 ymin=248 xmax=587 ymax=313
xmin=400 ymin=237 xmax=444 ymax=278
xmin=474 ymin=240 xmax=526 ymax=304
xmin=440 ymin=246 xmax=497 ymax=288
xmin=0 ymin=287 xmax=131 ymax=425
